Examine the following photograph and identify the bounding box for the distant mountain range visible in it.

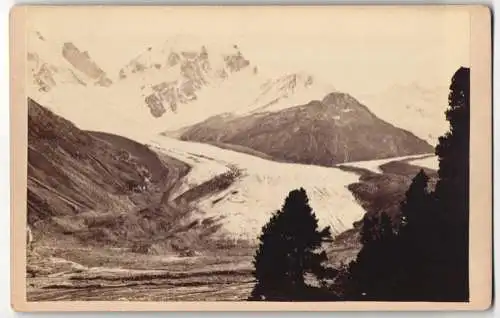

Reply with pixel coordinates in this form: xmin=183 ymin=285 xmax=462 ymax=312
xmin=27 ymin=29 xmax=444 ymax=160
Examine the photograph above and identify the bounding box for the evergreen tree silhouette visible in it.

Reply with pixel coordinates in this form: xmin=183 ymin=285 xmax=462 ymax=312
xmin=432 ymin=66 xmax=470 ymax=301
xmin=400 ymin=169 xmax=431 ymax=230
xmin=339 ymin=67 xmax=470 ymax=301
xmin=396 ymin=169 xmax=435 ymax=300
xmin=249 ymin=188 xmax=333 ymax=301
xmin=340 ymin=170 xmax=436 ymax=301
xmin=343 ymin=212 xmax=400 ymax=300
xmin=394 ymin=68 xmax=470 ymax=301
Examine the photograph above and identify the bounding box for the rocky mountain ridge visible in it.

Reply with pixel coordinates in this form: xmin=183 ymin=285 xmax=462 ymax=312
xmin=27 ymin=31 xmax=112 ymax=93
xmin=174 ymin=92 xmax=434 ymax=166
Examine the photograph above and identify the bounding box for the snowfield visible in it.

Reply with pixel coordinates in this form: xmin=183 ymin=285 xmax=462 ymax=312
xmin=148 ymin=136 xmax=366 ymax=240
xmin=148 ymin=138 xmax=438 ymax=241
xmin=28 ymin=31 xmax=339 ymax=135
xmin=340 ymin=154 xmax=437 ymax=174
xmin=29 ymin=68 xmax=337 ymax=135
xmin=408 ymin=155 xmax=439 ymax=170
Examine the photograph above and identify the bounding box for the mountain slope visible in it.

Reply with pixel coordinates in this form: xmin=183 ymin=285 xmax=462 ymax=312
xmin=173 ymin=92 xmax=434 ymax=166
xmin=27 ymin=98 xmax=202 ymax=251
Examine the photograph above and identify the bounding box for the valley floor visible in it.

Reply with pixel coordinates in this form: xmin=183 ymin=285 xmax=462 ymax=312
xmin=26 ymin=240 xmax=359 ymax=301
xmin=27 ymin=245 xmax=255 ymax=301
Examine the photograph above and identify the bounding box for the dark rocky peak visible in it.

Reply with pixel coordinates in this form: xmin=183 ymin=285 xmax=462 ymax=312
xmin=167 ymin=52 xmax=181 ymax=67
xmin=62 ymin=42 xmax=79 ymax=54
xmin=223 ymin=51 xmax=250 ymax=72
xmin=181 ymin=51 xmax=199 ymax=59
xmin=321 ymin=92 xmax=359 ymax=107
xmin=61 ymin=42 xmax=112 ymax=86
xmin=35 ymin=31 xmax=45 ymax=41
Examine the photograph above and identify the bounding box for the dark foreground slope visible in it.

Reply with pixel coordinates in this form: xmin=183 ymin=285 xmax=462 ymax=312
xmin=173 ymin=92 xmax=433 ymax=166
xmin=27 ymin=97 xmax=209 ymax=251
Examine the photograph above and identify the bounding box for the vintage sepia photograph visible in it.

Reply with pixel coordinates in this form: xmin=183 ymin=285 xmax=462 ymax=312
xmin=10 ymin=5 xmax=492 ymax=311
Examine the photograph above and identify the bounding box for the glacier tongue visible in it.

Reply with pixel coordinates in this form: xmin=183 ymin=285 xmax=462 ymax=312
xmin=148 ymin=136 xmax=366 ymax=241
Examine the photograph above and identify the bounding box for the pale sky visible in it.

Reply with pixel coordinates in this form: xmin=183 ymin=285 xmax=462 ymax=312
xmin=25 ymin=6 xmax=471 ymax=95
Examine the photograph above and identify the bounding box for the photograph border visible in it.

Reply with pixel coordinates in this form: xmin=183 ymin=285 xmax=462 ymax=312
xmin=10 ymin=4 xmax=493 ymax=312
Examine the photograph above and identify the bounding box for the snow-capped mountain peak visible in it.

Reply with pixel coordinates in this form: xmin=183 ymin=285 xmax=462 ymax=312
xmin=27 ymin=30 xmax=112 ymax=95
xmin=246 ymin=71 xmax=337 ymax=114
xmin=116 ymin=35 xmax=254 ymax=118
xmin=27 ymin=31 xmax=449 ymax=148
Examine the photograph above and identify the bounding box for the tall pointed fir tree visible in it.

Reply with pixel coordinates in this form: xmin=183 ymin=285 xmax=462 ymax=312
xmin=432 ymin=66 xmax=470 ymax=301
xmin=400 ymin=169 xmax=431 ymax=230
xmin=396 ymin=169 xmax=434 ymax=300
xmin=342 ymin=212 xmax=399 ymax=300
xmin=249 ymin=188 xmax=333 ymax=301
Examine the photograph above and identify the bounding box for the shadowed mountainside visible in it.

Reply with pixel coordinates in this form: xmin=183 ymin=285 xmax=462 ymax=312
xmin=27 ymin=97 xmax=227 ymax=253
xmin=172 ymin=92 xmax=434 ymax=166
xmin=27 ymin=99 xmax=257 ymax=300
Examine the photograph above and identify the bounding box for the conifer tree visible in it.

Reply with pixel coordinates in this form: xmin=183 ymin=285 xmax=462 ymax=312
xmin=432 ymin=66 xmax=470 ymax=301
xmin=342 ymin=171 xmax=433 ymax=301
xmin=343 ymin=212 xmax=399 ymax=300
xmin=249 ymin=188 xmax=332 ymax=300
xmin=396 ymin=169 xmax=434 ymax=300
xmin=400 ymin=169 xmax=432 ymax=231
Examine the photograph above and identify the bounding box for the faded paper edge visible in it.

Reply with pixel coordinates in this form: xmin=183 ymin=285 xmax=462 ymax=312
xmin=9 ymin=4 xmax=493 ymax=312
